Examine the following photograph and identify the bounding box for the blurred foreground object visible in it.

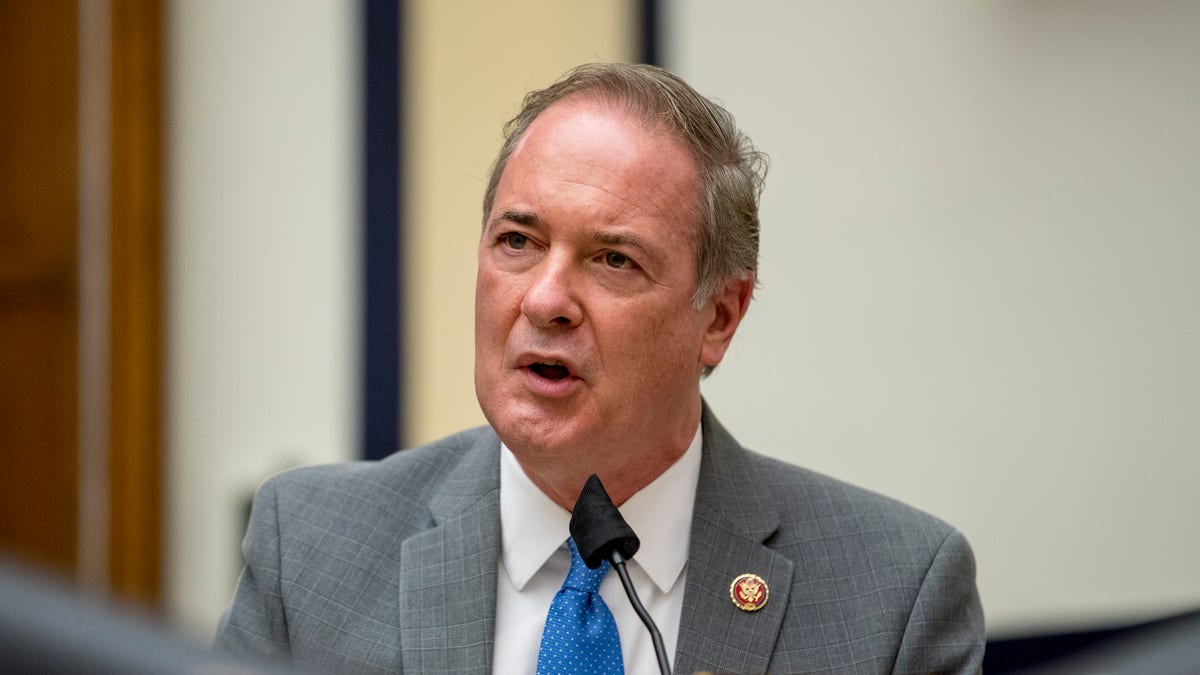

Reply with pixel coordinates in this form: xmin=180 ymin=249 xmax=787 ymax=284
xmin=1010 ymin=610 xmax=1200 ymax=675
xmin=0 ymin=558 xmax=286 ymax=674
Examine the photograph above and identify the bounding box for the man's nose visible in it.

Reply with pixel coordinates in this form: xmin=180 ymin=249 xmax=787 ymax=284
xmin=520 ymin=257 xmax=582 ymax=328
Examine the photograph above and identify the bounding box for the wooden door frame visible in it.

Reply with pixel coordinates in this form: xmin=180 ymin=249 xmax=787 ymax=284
xmin=107 ymin=0 xmax=163 ymax=606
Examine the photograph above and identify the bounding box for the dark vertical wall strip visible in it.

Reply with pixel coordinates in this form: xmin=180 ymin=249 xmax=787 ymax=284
xmin=639 ymin=0 xmax=660 ymax=65
xmin=362 ymin=0 xmax=403 ymax=460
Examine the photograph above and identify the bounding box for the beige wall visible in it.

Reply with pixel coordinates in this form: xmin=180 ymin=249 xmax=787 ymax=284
xmin=404 ymin=1 xmax=635 ymax=444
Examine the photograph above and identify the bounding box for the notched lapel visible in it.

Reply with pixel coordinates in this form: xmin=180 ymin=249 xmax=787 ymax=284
xmin=398 ymin=504 xmax=499 ymax=674
xmin=674 ymin=405 xmax=794 ymax=674
xmin=675 ymin=519 xmax=794 ymax=674
xmin=397 ymin=432 xmax=502 ymax=675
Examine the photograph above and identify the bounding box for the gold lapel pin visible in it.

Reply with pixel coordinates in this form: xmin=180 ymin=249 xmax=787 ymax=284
xmin=729 ymin=573 xmax=768 ymax=611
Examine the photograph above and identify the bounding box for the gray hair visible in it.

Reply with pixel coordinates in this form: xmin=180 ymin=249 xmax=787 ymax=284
xmin=482 ymin=62 xmax=767 ymax=308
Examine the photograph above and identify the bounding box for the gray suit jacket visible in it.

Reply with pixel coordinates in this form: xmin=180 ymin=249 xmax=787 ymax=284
xmin=216 ymin=407 xmax=984 ymax=673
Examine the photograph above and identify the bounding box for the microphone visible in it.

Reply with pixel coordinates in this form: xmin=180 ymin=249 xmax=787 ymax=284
xmin=570 ymin=474 xmax=672 ymax=675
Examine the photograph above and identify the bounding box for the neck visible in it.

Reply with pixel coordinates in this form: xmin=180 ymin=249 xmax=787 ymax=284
xmin=514 ymin=415 xmax=700 ymax=511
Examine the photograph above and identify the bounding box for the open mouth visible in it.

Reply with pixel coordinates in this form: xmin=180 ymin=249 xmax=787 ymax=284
xmin=528 ymin=361 xmax=571 ymax=381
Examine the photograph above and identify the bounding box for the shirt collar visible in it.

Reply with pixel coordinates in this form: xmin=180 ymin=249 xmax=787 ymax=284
xmin=499 ymin=426 xmax=703 ymax=595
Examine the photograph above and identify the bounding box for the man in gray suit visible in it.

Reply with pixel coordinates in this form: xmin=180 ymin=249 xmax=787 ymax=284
xmin=216 ymin=63 xmax=984 ymax=673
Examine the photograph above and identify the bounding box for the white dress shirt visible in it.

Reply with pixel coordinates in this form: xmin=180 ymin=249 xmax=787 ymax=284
xmin=492 ymin=427 xmax=702 ymax=674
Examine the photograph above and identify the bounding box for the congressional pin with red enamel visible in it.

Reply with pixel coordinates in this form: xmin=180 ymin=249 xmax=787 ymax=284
xmin=729 ymin=573 xmax=769 ymax=611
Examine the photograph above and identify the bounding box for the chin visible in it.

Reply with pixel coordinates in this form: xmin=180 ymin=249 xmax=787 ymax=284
xmin=485 ymin=396 xmax=585 ymax=455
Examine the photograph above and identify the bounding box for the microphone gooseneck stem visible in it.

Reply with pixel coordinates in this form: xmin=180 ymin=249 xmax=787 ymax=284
xmin=610 ymin=550 xmax=671 ymax=675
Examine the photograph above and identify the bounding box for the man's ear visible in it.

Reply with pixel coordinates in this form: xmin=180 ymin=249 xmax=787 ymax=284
xmin=699 ymin=273 xmax=755 ymax=369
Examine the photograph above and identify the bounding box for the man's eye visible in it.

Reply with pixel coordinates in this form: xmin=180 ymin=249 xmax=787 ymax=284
xmin=604 ymin=251 xmax=631 ymax=269
xmin=502 ymin=232 xmax=528 ymax=249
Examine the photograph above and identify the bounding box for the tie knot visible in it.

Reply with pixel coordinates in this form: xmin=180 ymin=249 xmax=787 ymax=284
xmin=539 ymin=538 xmax=624 ymax=674
xmin=565 ymin=537 xmax=609 ymax=593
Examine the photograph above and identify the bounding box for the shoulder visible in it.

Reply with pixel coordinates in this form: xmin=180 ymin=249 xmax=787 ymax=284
xmin=751 ymin=451 xmax=985 ymax=672
xmin=691 ymin=407 xmax=984 ymax=671
xmin=253 ymin=425 xmax=499 ymax=534
xmin=734 ymin=448 xmax=984 ymax=669
xmin=740 ymin=448 xmax=959 ymax=546
xmin=699 ymin=405 xmax=962 ymax=554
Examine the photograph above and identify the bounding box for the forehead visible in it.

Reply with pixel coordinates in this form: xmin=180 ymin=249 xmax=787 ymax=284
xmin=513 ymin=94 xmax=679 ymax=158
xmin=497 ymin=97 xmax=700 ymax=230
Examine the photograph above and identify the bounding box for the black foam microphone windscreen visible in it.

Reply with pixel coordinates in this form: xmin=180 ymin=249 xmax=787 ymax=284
xmin=569 ymin=474 xmax=640 ymax=569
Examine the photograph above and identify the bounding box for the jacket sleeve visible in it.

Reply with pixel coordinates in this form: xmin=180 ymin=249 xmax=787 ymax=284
xmin=213 ymin=475 xmax=292 ymax=660
xmin=892 ymin=529 xmax=986 ymax=674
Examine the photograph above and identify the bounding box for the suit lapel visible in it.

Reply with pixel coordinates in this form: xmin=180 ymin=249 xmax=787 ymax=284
xmin=675 ymin=406 xmax=795 ymax=674
xmin=397 ymin=431 xmax=501 ymax=674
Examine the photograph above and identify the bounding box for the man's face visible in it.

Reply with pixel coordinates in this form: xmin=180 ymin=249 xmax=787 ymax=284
xmin=474 ymin=97 xmax=723 ymax=473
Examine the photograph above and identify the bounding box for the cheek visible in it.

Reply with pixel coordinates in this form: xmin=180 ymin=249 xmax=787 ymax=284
xmin=475 ymin=272 xmax=524 ymax=347
xmin=604 ymin=305 xmax=705 ymax=373
xmin=474 ymin=276 xmax=501 ymax=341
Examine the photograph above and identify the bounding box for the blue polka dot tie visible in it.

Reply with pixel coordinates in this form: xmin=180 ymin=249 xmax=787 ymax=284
xmin=536 ymin=537 xmax=624 ymax=674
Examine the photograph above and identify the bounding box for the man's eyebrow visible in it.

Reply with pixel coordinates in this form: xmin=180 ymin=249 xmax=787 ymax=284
xmin=594 ymin=231 xmax=664 ymax=267
xmin=486 ymin=209 xmax=540 ymax=233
